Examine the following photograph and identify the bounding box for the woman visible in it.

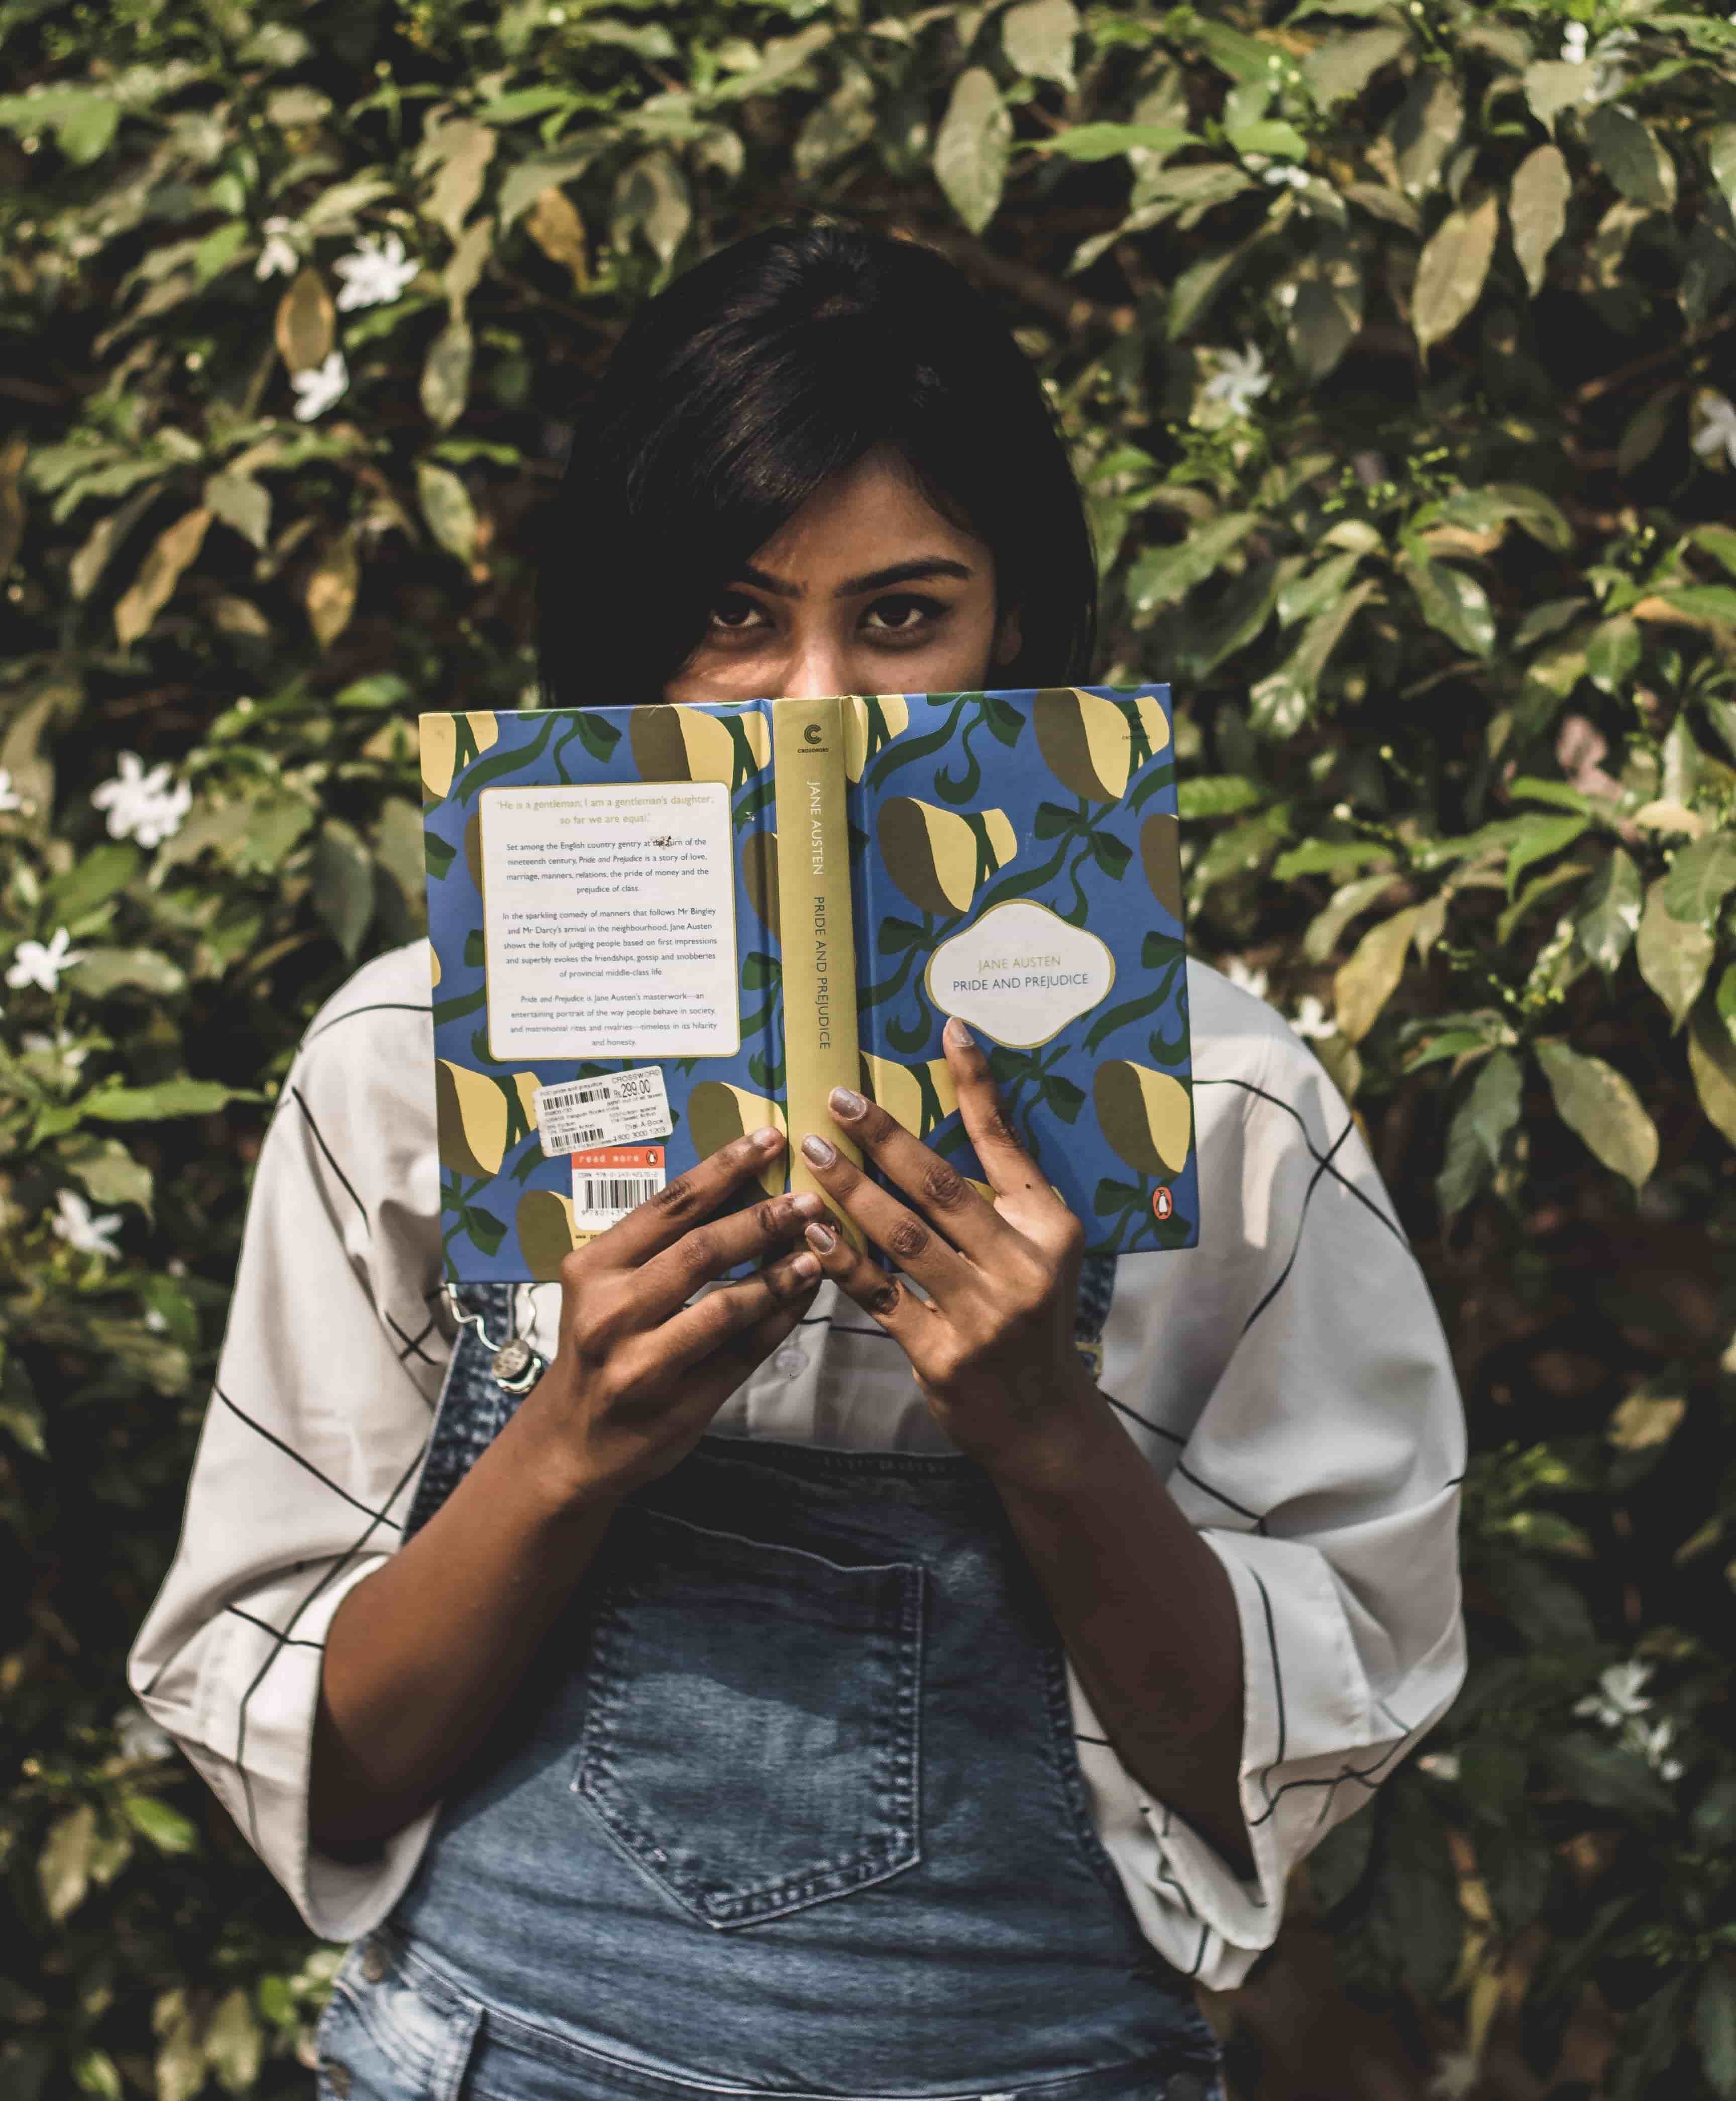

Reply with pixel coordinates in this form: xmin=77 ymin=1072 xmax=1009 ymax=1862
xmin=130 ymin=222 xmax=1467 ymax=2101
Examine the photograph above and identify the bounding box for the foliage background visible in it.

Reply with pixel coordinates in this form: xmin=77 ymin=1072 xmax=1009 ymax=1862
xmin=4 ymin=0 xmax=1736 ymax=2094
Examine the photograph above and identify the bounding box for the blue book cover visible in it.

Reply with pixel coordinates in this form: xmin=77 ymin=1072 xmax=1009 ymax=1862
xmin=422 ymin=686 xmax=1196 ymax=1282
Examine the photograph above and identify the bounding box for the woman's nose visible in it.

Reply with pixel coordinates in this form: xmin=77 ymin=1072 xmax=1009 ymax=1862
xmin=781 ymin=636 xmax=852 ymax=701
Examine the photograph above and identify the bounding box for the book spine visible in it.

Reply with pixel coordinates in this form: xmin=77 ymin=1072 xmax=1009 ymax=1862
xmin=771 ymin=694 xmax=864 ymax=1235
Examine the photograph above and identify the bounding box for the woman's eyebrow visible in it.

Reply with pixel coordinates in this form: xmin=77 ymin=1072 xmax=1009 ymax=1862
xmin=731 ymin=558 xmax=974 ymax=599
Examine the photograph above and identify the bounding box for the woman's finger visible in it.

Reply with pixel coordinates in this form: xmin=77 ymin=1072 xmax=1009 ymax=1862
xmin=819 ymin=1083 xmax=1013 ymax=1264
xmin=797 ymin=1125 xmax=976 ymax=1303
xmin=656 ymin=1247 xmax=822 ymax=1375
xmin=939 ymin=1018 xmax=1057 ymax=1214
xmin=594 ymin=1127 xmax=790 ymax=1269
xmin=800 ymin=1220 xmax=937 ymax=1349
xmin=630 ymin=1188 xmax=826 ymax=1325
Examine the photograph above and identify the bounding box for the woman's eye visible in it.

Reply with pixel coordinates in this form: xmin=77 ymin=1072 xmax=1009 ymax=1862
xmin=863 ymin=595 xmax=946 ymax=636
xmin=708 ymin=595 xmax=769 ymax=633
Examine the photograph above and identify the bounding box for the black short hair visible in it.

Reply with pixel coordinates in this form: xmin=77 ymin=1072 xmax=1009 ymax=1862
xmin=536 ymin=220 xmax=1099 ymax=706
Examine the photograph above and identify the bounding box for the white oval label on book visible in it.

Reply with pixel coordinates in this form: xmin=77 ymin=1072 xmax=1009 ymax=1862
xmin=925 ymin=900 xmax=1115 ymax=1049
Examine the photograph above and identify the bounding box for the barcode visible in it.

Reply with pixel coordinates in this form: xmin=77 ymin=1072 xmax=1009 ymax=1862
xmin=542 ymin=1082 xmax=612 ymax=1110
xmin=559 ymin=1123 xmax=609 ymax=1148
xmin=577 ymin=1174 xmax=662 ymax=1217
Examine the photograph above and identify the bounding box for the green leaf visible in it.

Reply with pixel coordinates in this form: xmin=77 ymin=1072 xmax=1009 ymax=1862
xmin=120 ymin=1794 xmax=198 ymax=1854
xmin=1276 ymin=549 xmax=1363 ymax=628
xmin=62 ymin=1135 xmax=153 ymax=1214
xmin=1585 ymin=613 xmax=1642 ymax=695
xmin=1689 ymin=1004 xmax=1736 ymax=1151
xmin=1504 ymin=813 xmax=1587 ymax=899
xmin=420 ymin=318 xmax=473 ymax=432
xmin=1576 ymin=847 xmax=1642 ymax=974
xmin=1509 ymin=143 xmax=1570 ymax=297
xmin=1175 ymin=774 xmax=1264 ymax=820
xmin=310 ymin=817 xmax=375 ymax=960
xmin=1691 ymin=524 xmax=1736 ymax=582
xmin=1002 ymin=0 xmax=1078 ymax=89
xmin=1708 ymin=124 xmax=1736 ymax=217
xmin=203 ymin=1989 xmax=262 ymax=2097
xmin=37 ymin=1804 xmax=96 ymax=1924
xmin=1284 ymin=235 xmax=1363 ymax=382
xmin=45 ymin=840 xmax=139 ymax=921
xmin=1038 ymin=122 xmax=1194 ymax=162
xmin=1404 ymin=554 xmax=1495 ymax=655
xmin=1126 ymin=513 xmax=1258 ymax=619
xmin=1301 ymin=27 xmax=1408 ymax=110
xmin=1585 ymin=104 xmax=1677 ymax=210
xmin=74 ymin=947 xmax=186 ymax=997
xmin=1545 ymin=1732 xmax=1676 ymax=1818
xmin=1523 ymin=59 xmax=1595 ymax=136
xmin=1663 ymin=832 xmax=1736 ymax=926
xmin=1334 ymin=904 xmax=1423 ymax=1045
xmin=1412 ymin=190 xmax=1500 ymax=361
xmin=1695 ymin=1964 xmax=1736 ymax=2099
xmin=416 ymin=460 xmax=478 ymax=564
xmin=203 ymin=470 xmax=270 ymax=550
xmin=1437 ymin=1047 xmax=1522 ymax=1219
xmin=1637 ymin=877 xmax=1713 ymax=1027
xmin=83 ymin=1079 xmax=247 ymax=1123
xmin=935 ymin=67 xmax=1012 ymax=235
xmin=1536 ymin=1039 xmax=1659 ymax=1189
xmin=1392 ymin=71 xmax=1463 ymax=197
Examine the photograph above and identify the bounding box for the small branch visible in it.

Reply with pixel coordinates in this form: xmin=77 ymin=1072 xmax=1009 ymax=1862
xmin=1571 ymin=313 xmax=1736 ymax=408
xmin=912 ymin=223 xmax=1136 ymax=337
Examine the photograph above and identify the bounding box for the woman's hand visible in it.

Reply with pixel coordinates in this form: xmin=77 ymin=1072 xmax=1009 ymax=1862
xmin=521 ymin=1128 xmax=824 ymax=1508
xmin=794 ymin=1017 xmax=1102 ymax=1488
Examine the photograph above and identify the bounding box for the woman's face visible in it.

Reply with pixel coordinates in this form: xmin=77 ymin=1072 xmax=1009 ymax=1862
xmin=662 ymin=448 xmax=1021 ymax=706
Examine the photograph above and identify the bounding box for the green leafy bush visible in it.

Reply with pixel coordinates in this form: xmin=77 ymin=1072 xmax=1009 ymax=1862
xmin=4 ymin=0 xmax=1736 ymax=2094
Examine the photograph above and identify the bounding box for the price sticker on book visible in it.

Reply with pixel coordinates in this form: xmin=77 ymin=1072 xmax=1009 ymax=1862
xmin=570 ymin=1144 xmax=668 ymax=1231
xmin=534 ymin=1067 xmax=673 ymax=1158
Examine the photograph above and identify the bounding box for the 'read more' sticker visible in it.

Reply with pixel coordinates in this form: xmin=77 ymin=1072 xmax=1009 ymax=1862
xmin=534 ymin=1066 xmax=672 ymax=1158
xmin=571 ymin=1145 xmax=667 ymax=1232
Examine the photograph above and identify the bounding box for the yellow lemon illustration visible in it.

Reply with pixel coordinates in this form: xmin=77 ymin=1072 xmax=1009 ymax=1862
xmin=630 ymin=704 xmax=768 ymax=786
xmin=435 ymin=1063 xmax=540 ymax=1178
xmin=843 ymin=694 xmax=911 ymax=783
xmin=1140 ymin=812 xmax=1183 ymax=923
xmin=687 ymin=1080 xmax=787 ymax=1197
xmin=1033 ymin=689 xmax=1169 ymax=803
xmin=878 ymin=798 xmax=1016 ymax=917
xmin=429 ymin=943 xmax=442 ymax=989
xmin=860 ymin=1051 xmax=958 ymax=1138
xmin=419 ymin=711 xmax=499 ymax=801
xmin=742 ymin=829 xmax=780 ymax=940
xmin=1093 ymin=1060 xmax=1192 ymax=1179
xmin=517 ymin=1189 xmax=580 ymax=1281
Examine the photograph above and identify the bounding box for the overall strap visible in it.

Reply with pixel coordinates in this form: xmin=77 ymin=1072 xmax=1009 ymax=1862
xmin=1072 ymin=1253 xmax=1116 ymax=1381
xmin=404 ymin=1282 xmax=545 ymax=1538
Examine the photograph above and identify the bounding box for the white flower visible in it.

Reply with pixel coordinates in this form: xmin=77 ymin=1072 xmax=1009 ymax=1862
xmin=144 ymin=1306 xmax=168 ymax=1333
xmin=1201 ymin=344 xmax=1272 ymax=416
xmin=1223 ymin=956 xmax=1270 ymax=1003
xmin=1427 ymin=2051 xmax=1480 ymax=2101
xmin=1418 ymin=1751 xmax=1461 ymax=1781
xmin=333 ymin=232 xmax=419 ymax=311
xmin=51 ymin=1188 xmax=123 ymax=1259
xmin=1259 ymin=163 xmax=1308 ymax=190
xmin=1575 ymin=1657 xmax=1653 ymax=1729
xmin=1693 ymin=390 xmax=1736 ymax=469
xmin=1643 ymin=1716 xmax=1685 ymax=1783
xmin=255 ymin=215 xmax=300 ymax=280
xmin=91 ymin=751 xmax=192 ymax=848
xmin=290 ymin=349 xmax=349 ymax=423
xmin=0 ymin=768 xmax=21 ymax=813
xmin=116 ymin=1703 xmax=173 ymax=1762
xmin=7 ymin=927 xmax=84 ymax=993
xmin=1560 ymin=21 xmax=1589 ymax=62
xmin=1291 ymin=994 xmax=1338 ymax=1041
xmin=21 ymin=1027 xmax=88 ymax=1071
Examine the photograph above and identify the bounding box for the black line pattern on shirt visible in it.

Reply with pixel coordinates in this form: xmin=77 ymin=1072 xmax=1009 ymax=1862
xmin=1102 ymin=1385 xmax=1266 ymax=1532
xmin=232 ymin=1436 xmax=429 ymax=1849
xmin=303 ymin=1002 xmax=433 ymax=1047
xmin=225 ymin=1604 xmax=322 ymax=1651
xmin=215 ymin=1386 xmax=403 ymax=1532
xmin=1240 ymin=1115 xmax=1356 ymax=1338
xmin=389 ymin=1312 xmax=439 ymax=1367
xmin=290 ymin=1085 xmax=370 ymax=1236
xmin=1195 ymin=1075 xmax=1407 ymax=1250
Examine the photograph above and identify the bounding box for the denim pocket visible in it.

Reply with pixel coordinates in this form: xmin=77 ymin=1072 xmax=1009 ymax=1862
xmin=572 ymin=1505 xmax=925 ymax=1929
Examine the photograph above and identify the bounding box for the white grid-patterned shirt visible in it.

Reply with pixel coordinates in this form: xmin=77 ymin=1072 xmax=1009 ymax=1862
xmin=127 ymin=940 xmax=1467 ymax=1991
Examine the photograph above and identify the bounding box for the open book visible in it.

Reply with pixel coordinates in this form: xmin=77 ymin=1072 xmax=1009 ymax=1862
xmin=422 ymin=686 xmax=1195 ymax=1283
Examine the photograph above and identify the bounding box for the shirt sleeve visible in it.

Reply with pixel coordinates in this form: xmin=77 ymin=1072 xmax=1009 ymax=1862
xmin=126 ymin=961 xmax=449 ymax=1942
xmin=1067 ymin=984 xmax=1468 ymax=1992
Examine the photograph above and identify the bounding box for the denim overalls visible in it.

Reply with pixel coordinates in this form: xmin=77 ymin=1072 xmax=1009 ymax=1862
xmin=314 ymin=1277 xmax=1226 ymax=2101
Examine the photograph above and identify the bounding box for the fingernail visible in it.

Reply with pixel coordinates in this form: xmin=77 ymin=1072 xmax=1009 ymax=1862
xmin=805 ymin=1221 xmax=837 ymax=1254
xmin=789 ymin=1251 xmax=820 ymax=1283
xmin=791 ymin=1192 xmax=824 ymax=1218
xmin=751 ymin=1126 xmax=784 ymax=1151
xmin=944 ymin=1016 xmax=974 ymax=1050
xmin=801 ymin=1134 xmax=836 ymax=1166
xmin=829 ymin=1086 xmax=865 ymax=1118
